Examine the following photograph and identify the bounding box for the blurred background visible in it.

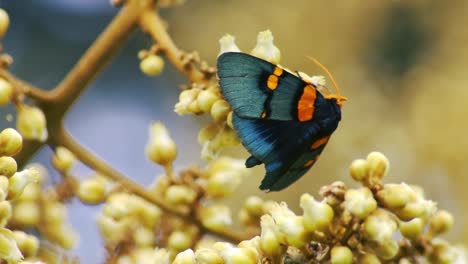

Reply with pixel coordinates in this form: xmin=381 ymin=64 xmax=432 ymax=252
xmin=1 ymin=0 xmax=467 ymax=263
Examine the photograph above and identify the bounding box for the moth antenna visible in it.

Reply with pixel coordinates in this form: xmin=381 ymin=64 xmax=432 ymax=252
xmin=306 ymin=56 xmax=342 ymax=97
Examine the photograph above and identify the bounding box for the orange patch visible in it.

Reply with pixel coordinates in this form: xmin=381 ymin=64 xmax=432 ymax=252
xmin=303 ymin=159 xmax=315 ymax=167
xmin=273 ymin=66 xmax=283 ymax=76
xmin=261 ymin=111 xmax=267 ymax=118
xmin=267 ymin=75 xmax=278 ymax=90
xmin=297 ymin=85 xmax=316 ymax=121
xmin=311 ymin=136 xmax=330 ymax=149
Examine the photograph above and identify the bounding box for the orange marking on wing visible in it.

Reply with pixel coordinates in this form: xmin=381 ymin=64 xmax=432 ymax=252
xmin=303 ymin=159 xmax=315 ymax=167
xmin=267 ymin=75 xmax=278 ymax=90
xmin=311 ymin=136 xmax=330 ymax=149
xmin=297 ymin=85 xmax=317 ymax=121
xmin=273 ymin=66 xmax=283 ymax=76
xmin=261 ymin=111 xmax=267 ymax=118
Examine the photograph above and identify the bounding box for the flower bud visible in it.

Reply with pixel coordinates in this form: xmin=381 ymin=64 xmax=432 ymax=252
xmin=0 ymin=228 xmax=23 ymax=263
xmin=77 ymin=177 xmax=107 ymax=204
xmin=344 ymin=187 xmax=377 ymax=219
xmin=11 ymin=201 xmax=40 ymax=227
xmin=0 ymin=156 xmax=17 ymax=178
xmin=173 ymin=249 xmax=196 ymax=264
xmin=97 ymin=214 xmax=129 ymax=245
xmin=394 ymin=199 xmax=437 ymax=221
xmin=200 ymin=204 xmax=232 ymax=231
xmin=145 ymin=122 xmax=177 ymax=166
xmin=0 ymin=78 xmax=13 ymax=106
xmin=399 ymin=218 xmax=425 ymax=241
xmin=366 ymin=152 xmax=389 ymax=181
xmin=374 ymin=239 xmax=399 ymax=260
xmin=43 ymin=202 xmax=67 ymax=225
xmin=300 ymin=193 xmax=334 ymax=231
xmin=251 ymin=30 xmax=280 ymax=64
xmin=197 ymin=89 xmax=220 ymax=113
xmin=349 ymin=158 xmax=368 ymax=182
xmin=198 ymin=123 xmax=220 ymax=144
xmin=362 ymin=209 xmax=397 ymax=242
xmin=270 ymin=202 xmax=310 ymax=248
xmin=0 ymin=8 xmax=9 ymax=39
xmin=226 ymin=111 xmax=234 ymax=129
xmin=219 ymin=34 xmax=241 ymax=55
xmin=168 ymin=231 xmax=193 ymax=251
xmin=45 ymin=225 xmax=78 ymax=249
xmin=11 ymin=231 xmax=39 ymax=257
xmin=0 ymin=128 xmax=22 ymax=156
xmin=429 ymin=210 xmax=454 ymax=236
xmin=140 ymin=54 xmax=164 ymax=76
xmin=7 ymin=168 xmax=40 ymax=200
xmin=0 ymin=176 xmax=8 ymax=201
xmin=51 ymin=147 xmax=76 ymax=173
xmin=244 ymin=196 xmax=264 ymax=217
xmin=195 ymin=248 xmax=224 ymax=264
xmin=133 ymin=226 xmax=155 ymax=247
xmin=428 ymin=239 xmax=461 ymax=264
xmin=206 ymin=170 xmax=243 ymax=198
xmin=210 ymin=99 xmax=231 ymax=122
xmin=0 ymin=201 xmax=12 ymax=227
xmin=175 ymin=89 xmax=200 ymax=115
xmin=259 ymin=215 xmax=286 ymax=257
xmin=218 ymin=246 xmax=258 ymax=264
xmin=165 ymin=185 xmax=197 ymax=205
xmin=360 ymin=253 xmax=381 ymax=264
xmin=377 ymin=183 xmax=412 ymax=209
xmin=331 ymin=246 xmax=353 ymax=264
xmin=16 ymin=105 xmax=47 ymax=142
xmin=219 ymin=127 xmax=240 ymax=147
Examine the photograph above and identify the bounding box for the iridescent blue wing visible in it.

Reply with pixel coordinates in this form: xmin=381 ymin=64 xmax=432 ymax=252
xmin=218 ymin=52 xmax=311 ymax=121
xmin=233 ymin=113 xmax=328 ymax=191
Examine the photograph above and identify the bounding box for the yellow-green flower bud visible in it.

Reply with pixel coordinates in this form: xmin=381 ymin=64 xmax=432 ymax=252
xmin=344 ymin=187 xmax=377 ymax=219
xmin=300 ymin=193 xmax=334 ymax=231
xmin=175 ymin=89 xmax=200 ymax=115
xmin=210 ymin=99 xmax=231 ymax=122
xmin=366 ymin=152 xmax=389 ymax=181
xmin=331 ymin=246 xmax=353 ymax=264
xmin=51 ymin=147 xmax=76 ymax=173
xmin=219 ymin=127 xmax=240 ymax=147
xmin=374 ymin=239 xmax=399 ymax=260
xmin=198 ymin=123 xmax=220 ymax=144
xmin=259 ymin=215 xmax=286 ymax=257
xmin=145 ymin=122 xmax=177 ymax=166
xmin=17 ymin=182 xmax=40 ymax=202
xmin=250 ymin=30 xmax=280 ymax=64
xmin=360 ymin=253 xmax=381 ymax=264
xmin=165 ymin=185 xmax=197 ymax=205
xmin=168 ymin=230 xmax=193 ymax=251
xmin=11 ymin=231 xmax=39 ymax=258
xmin=226 ymin=111 xmax=234 ymax=129
xmin=244 ymin=196 xmax=264 ymax=217
xmin=96 ymin=214 xmax=129 ymax=245
xmin=140 ymin=54 xmax=164 ymax=76
xmin=219 ymin=246 xmax=258 ymax=264
xmin=46 ymin=225 xmax=78 ymax=249
xmin=394 ymin=199 xmax=437 ymax=221
xmin=362 ymin=209 xmax=397 ymax=242
xmin=11 ymin=201 xmax=40 ymax=227
xmin=16 ymin=105 xmax=47 ymax=142
xmin=270 ymin=202 xmax=310 ymax=248
xmin=399 ymin=218 xmax=425 ymax=241
xmin=44 ymin=202 xmax=67 ymax=225
xmin=197 ymin=89 xmax=220 ymax=113
xmin=200 ymin=204 xmax=232 ymax=231
xmin=0 ymin=128 xmax=22 ymax=156
xmin=0 ymin=176 xmax=8 ymax=201
xmin=173 ymin=249 xmax=196 ymax=264
xmin=0 ymin=9 xmax=9 ymax=39
xmin=428 ymin=239 xmax=461 ymax=264
xmin=77 ymin=177 xmax=107 ymax=204
xmin=195 ymin=248 xmax=224 ymax=264
xmin=132 ymin=226 xmax=154 ymax=247
xmin=219 ymin=34 xmax=241 ymax=56
xmin=0 ymin=228 xmax=23 ymax=262
xmin=0 ymin=201 xmax=12 ymax=227
xmin=206 ymin=170 xmax=243 ymax=198
xmin=0 ymin=78 xmax=13 ymax=106
xmin=377 ymin=183 xmax=412 ymax=209
xmin=7 ymin=168 xmax=39 ymax=200
xmin=429 ymin=210 xmax=454 ymax=236
xmin=349 ymin=158 xmax=368 ymax=182
xmin=0 ymin=156 xmax=17 ymax=178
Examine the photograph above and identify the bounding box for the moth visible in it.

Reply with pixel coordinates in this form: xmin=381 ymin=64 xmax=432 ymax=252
xmin=217 ymin=52 xmax=347 ymax=191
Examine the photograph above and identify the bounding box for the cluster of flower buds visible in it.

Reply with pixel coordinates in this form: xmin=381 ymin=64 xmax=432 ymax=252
xmin=165 ymin=151 xmax=463 ymax=264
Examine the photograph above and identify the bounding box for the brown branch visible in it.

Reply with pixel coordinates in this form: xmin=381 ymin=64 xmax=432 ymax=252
xmin=54 ymin=127 xmax=248 ymax=243
xmin=139 ymin=8 xmax=208 ymax=83
xmin=0 ymin=69 xmax=52 ymax=102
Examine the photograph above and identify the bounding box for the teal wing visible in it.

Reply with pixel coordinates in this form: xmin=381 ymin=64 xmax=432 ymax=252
xmin=217 ymin=52 xmax=308 ymax=121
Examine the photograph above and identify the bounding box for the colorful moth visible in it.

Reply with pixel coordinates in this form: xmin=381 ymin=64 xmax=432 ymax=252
xmin=217 ymin=52 xmax=347 ymax=191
